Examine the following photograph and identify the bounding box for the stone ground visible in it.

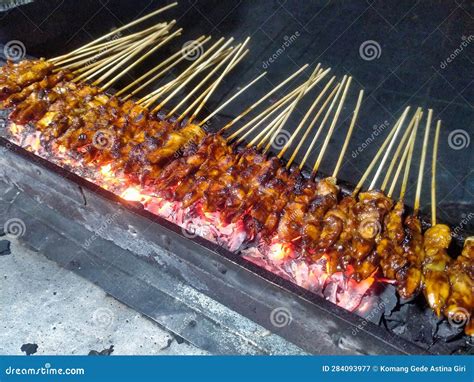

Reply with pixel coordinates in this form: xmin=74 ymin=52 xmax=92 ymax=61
xmin=0 ymin=239 xmax=206 ymax=355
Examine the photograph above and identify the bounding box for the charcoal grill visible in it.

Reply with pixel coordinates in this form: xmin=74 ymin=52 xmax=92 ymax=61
xmin=1 ymin=0 xmax=472 ymax=356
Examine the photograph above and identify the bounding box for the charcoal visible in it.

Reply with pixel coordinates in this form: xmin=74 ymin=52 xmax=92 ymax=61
xmin=20 ymin=343 xmax=38 ymax=356
xmin=0 ymin=239 xmax=11 ymax=256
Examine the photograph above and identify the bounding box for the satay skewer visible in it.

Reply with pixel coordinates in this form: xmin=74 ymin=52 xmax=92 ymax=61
xmin=244 ymin=68 xmax=330 ymax=148
xmin=332 ymin=89 xmax=364 ymax=178
xmin=380 ymin=107 xmax=421 ymax=192
xmin=387 ymin=109 xmax=422 ymax=198
xmin=300 ymin=76 xmax=347 ymax=170
xmin=352 ymin=106 xmax=411 ymax=196
xmin=141 ymin=38 xmax=232 ymax=108
xmin=231 ymin=68 xmax=330 ymax=144
xmin=431 ymin=120 xmax=441 ymax=225
xmin=198 ymin=72 xmax=267 ymax=127
xmin=50 ymin=2 xmax=178 ymax=62
xmin=165 ymin=42 xmax=248 ymax=118
xmin=414 ymin=109 xmax=433 ymax=214
xmin=287 ymin=81 xmax=340 ymax=169
xmin=73 ymin=24 xmax=174 ymax=82
xmin=220 ymin=65 xmax=309 ymax=132
xmin=277 ymin=76 xmax=336 ymax=159
xmin=54 ymin=22 xmax=170 ymax=67
xmin=189 ymin=37 xmax=251 ymax=123
xmin=176 ymin=47 xmax=250 ymax=122
xmin=312 ymin=76 xmax=352 ymax=175
xmin=117 ymin=36 xmax=210 ymax=98
xmin=98 ymin=28 xmax=183 ymax=90
xmin=262 ymin=65 xmax=322 ymax=153
xmin=368 ymin=106 xmax=410 ymax=190
xmin=255 ymin=67 xmax=323 ymax=150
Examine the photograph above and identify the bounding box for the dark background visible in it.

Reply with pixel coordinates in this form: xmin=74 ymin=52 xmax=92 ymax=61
xmin=0 ymin=0 xmax=473 ymax=231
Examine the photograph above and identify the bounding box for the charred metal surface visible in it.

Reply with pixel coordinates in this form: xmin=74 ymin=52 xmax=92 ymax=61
xmin=0 ymin=136 xmax=429 ymax=355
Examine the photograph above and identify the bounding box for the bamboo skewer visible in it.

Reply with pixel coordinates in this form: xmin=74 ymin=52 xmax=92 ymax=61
xmin=368 ymin=106 xmax=410 ymax=190
xmin=140 ymin=37 xmax=230 ymax=107
xmin=198 ymin=72 xmax=267 ymax=127
xmin=98 ymin=28 xmax=183 ymax=89
xmin=226 ymin=76 xmax=314 ymax=141
xmin=242 ymin=68 xmax=330 ymax=148
xmin=54 ymin=22 xmax=169 ymax=67
xmin=188 ymin=38 xmax=251 ymax=123
xmin=431 ymin=120 xmax=441 ymax=225
xmin=414 ymin=108 xmax=433 ymax=214
xmin=73 ymin=25 xmax=171 ymax=83
xmin=312 ymin=76 xmax=352 ymax=175
xmin=228 ymin=68 xmax=328 ymax=142
xmin=117 ymin=36 xmax=209 ymax=98
xmin=380 ymin=107 xmax=421 ymax=191
xmin=263 ymin=65 xmax=322 ymax=153
xmin=332 ymin=89 xmax=364 ymax=178
xmin=300 ymin=77 xmax=346 ymax=171
xmin=164 ymin=44 xmax=244 ymax=117
xmin=137 ymin=47 xmax=233 ymax=106
xmin=220 ymin=65 xmax=309 ymax=132
xmin=175 ymin=49 xmax=249 ymax=122
xmin=277 ymin=75 xmax=336 ymax=159
xmin=253 ymin=104 xmax=293 ymax=148
xmin=287 ymin=81 xmax=340 ymax=169
xmin=388 ymin=110 xmax=422 ymax=198
xmin=151 ymin=40 xmax=238 ymax=112
xmin=254 ymin=69 xmax=328 ymax=149
xmin=399 ymin=113 xmax=419 ymax=201
xmin=72 ymin=36 xmax=144 ymax=77
xmin=167 ymin=39 xmax=248 ymax=118
xmin=50 ymin=3 xmax=178 ymax=62
xmin=90 ymin=24 xmax=175 ymax=84
xmin=236 ymin=95 xmax=295 ymax=144
xmin=353 ymin=109 xmax=407 ymax=196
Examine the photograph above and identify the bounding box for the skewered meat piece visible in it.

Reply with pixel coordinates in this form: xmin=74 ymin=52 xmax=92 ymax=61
xmin=156 ymin=134 xmax=231 ymax=199
xmin=445 ymin=238 xmax=473 ymax=336
xmin=397 ymin=214 xmax=424 ymax=299
xmin=302 ymin=178 xmax=340 ymax=250
xmin=0 ymin=59 xmax=53 ymax=101
xmin=422 ymin=224 xmax=452 ymax=316
xmin=1 ymin=70 xmax=74 ymax=109
xmin=377 ymin=201 xmax=406 ymax=280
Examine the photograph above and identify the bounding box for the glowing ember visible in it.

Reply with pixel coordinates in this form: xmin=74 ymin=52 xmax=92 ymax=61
xmin=121 ymin=186 xmax=148 ymax=202
xmin=268 ymin=241 xmax=295 ymax=264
